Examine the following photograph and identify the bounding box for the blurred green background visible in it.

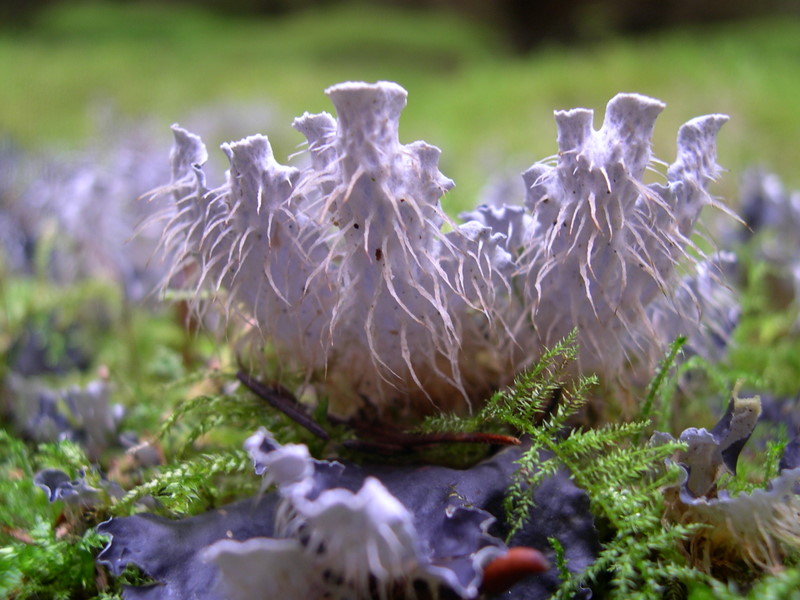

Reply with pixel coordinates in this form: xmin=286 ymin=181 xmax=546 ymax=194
xmin=2 ymin=0 xmax=799 ymax=212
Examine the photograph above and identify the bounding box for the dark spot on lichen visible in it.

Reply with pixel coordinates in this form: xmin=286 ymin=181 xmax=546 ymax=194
xmin=375 ymin=247 xmax=383 ymax=261
xmin=353 ymin=223 xmax=360 ymax=229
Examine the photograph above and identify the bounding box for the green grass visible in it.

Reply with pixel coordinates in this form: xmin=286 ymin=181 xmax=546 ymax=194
xmin=1 ymin=2 xmax=799 ymax=212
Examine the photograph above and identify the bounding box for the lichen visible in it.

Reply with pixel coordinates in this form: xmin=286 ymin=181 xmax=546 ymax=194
xmin=656 ymin=393 xmax=800 ymax=573
xmin=152 ymin=81 xmax=731 ymax=418
xmin=97 ymin=428 xmax=598 ymax=599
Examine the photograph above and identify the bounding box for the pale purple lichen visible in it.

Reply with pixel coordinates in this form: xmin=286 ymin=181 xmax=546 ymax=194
xmin=655 ymin=393 xmax=800 ymax=572
xmin=649 ymin=251 xmax=739 ymax=363
xmin=515 ymin=98 xmax=729 ymax=378
xmin=152 ymin=81 xmax=731 ymax=417
xmin=735 ymin=169 xmax=800 ymax=309
xmin=96 ymin=428 xmax=599 ymax=599
xmin=679 ymin=466 xmax=800 ymax=571
xmin=5 ymin=375 xmax=121 ymax=461
xmin=204 ymin=428 xmax=505 ymax=599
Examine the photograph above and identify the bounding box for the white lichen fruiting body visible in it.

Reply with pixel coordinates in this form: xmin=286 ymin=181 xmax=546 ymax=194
xmin=219 ymin=429 xmax=491 ymax=600
xmin=295 ymin=82 xmax=512 ymax=412
xmin=162 ymin=127 xmax=334 ymax=368
xmin=159 ymin=81 xmax=512 ymax=417
xmin=155 ymin=81 xmax=731 ymax=417
xmin=293 ymin=477 xmax=422 ymax=595
xmin=516 ymin=93 xmax=728 ymax=378
xmin=203 ymin=537 xmax=315 ymax=600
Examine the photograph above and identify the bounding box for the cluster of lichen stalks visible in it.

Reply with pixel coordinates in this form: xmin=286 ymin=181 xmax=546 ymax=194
xmin=153 ymin=81 xmax=729 ymax=419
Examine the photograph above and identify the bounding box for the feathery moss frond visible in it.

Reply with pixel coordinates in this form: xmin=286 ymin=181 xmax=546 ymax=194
xmin=639 ymin=335 xmax=686 ymax=435
xmin=419 ymin=331 xmax=706 ymax=597
xmin=111 ymin=449 xmax=253 ymax=516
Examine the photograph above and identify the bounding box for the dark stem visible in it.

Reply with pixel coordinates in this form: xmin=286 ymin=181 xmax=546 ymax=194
xmin=236 ymin=371 xmax=330 ymax=441
xmin=237 ymin=371 xmax=521 ymax=453
xmin=343 ymin=425 xmax=520 ymax=454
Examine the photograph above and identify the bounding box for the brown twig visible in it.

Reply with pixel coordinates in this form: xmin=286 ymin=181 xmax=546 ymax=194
xmin=236 ymin=371 xmax=521 ymax=453
xmin=343 ymin=424 xmax=520 ymax=454
xmin=236 ymin=371 xmax=330 ymax=441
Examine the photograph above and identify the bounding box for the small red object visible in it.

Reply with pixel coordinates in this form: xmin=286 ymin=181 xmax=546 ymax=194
xmin=480 ymin=546 xmax=550 ymax=596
